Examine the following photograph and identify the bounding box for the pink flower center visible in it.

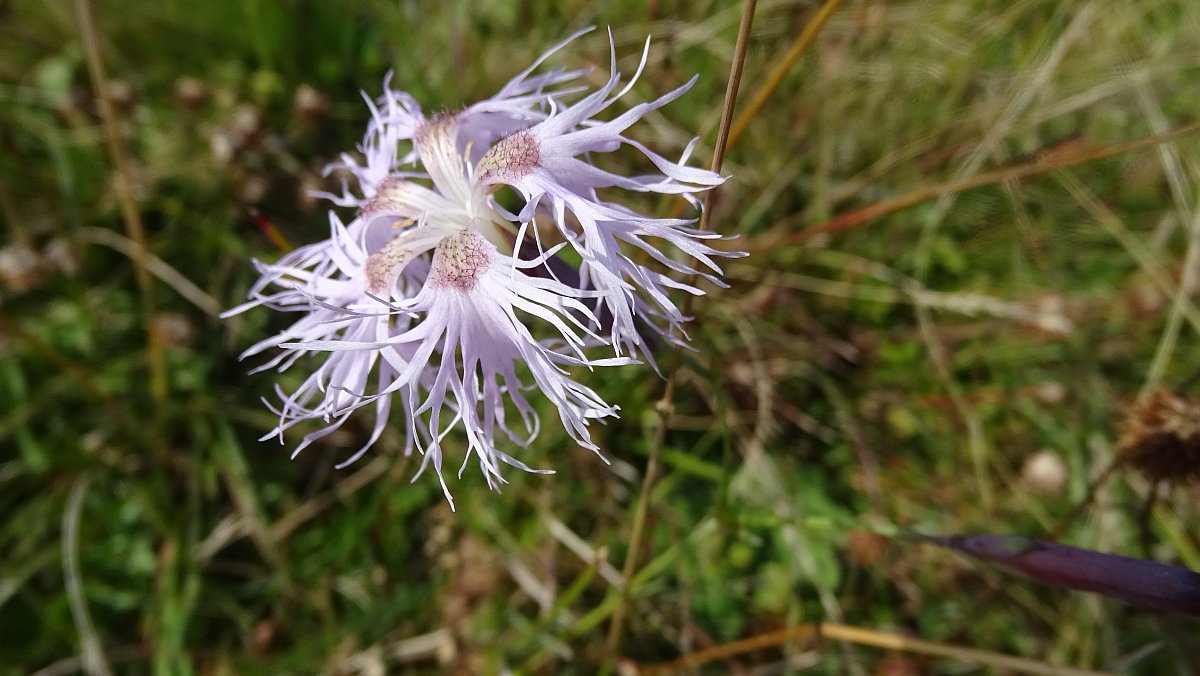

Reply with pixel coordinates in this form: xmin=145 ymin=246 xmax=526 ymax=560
xmin=428 ymin=230 xmax=494 ymax=291
xmin=477 ymin=131 xmax=539 ymax=184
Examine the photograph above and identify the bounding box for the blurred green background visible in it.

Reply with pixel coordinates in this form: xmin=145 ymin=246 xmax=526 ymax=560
xmin=3 ymin=0 xmax=1200 ymax=673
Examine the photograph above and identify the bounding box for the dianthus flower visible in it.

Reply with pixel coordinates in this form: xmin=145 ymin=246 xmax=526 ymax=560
xmin=226 ymin=28 xmax=741 ymax=506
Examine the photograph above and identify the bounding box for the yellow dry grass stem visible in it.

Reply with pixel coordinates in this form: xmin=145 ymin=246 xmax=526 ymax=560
xmin=607 ymin=0 xmax=850 ymax=664
xmin=642 ymin=621 xmax=1114 ymax=675
xmin=75 ymin=0 xmax=167 ymax=403
xmin=797 ymin=123 xmax=1200 ymax=242
xmin=669 ymin=0 xmax=845 ymax=220
xmin=726 ymin=0 xmax=844 ymax=150
xmin=605 ymin=0 xmax=766 ymax=664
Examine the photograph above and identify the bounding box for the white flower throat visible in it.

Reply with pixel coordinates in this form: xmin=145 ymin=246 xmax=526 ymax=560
xmin=363 ymin=115 xmax=514 ymax=296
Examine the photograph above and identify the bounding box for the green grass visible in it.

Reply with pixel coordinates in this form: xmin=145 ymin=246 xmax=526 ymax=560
xmin=2 ymin=0 xmax=1200 ymax=673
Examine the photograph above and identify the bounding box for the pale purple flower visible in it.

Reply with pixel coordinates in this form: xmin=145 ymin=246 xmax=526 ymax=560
xmin=226 ymin=28 xmax=740 ymax=505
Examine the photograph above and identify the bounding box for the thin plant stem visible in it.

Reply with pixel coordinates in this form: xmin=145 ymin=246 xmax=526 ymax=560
xmin=641 ymin=622 xmax=1112 ymax=675
xmin=0 ymin=313 xmax=106 ymax=399
xmin=726 ymin=0 xmax=844 ymax=149
xmin=1048 ymin=458 xmax=1124 ymax=541
xmin=1140 ymin=193 xmax=1200 ymax=402
xmin=604 ymin=0 xmax=758 ymax=660
xmin=795 ymin=123 xmax=1200 ymax=242
xmin=75 ymin=0 xmax=166 ymax=402
xmin=1137 ymin=480 xmax=1163 ymax=558
xmin=78 ymin=228 xmax=222 ymax=317
xmin=669 ymin=0 xmax=845 ymax=219
xmin=64 ymin=476 xmax=114 ymax=676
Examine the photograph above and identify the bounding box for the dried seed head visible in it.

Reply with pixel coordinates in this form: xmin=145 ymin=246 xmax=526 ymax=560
xmin=107 ymin=78 xmax=138 ymax=112
xmin=56 ymin=87 xmax=92 ymax=125
xmin=0 ymin=243 xmax=44 ymax=293
xmin=1034 ymin=380 xmax=1067 ymax=405
xmin=173 ymin=76 xmax=209 ymax=110
xmin=296 ymin=172 xmax=322 ymax=213
xmin=235 ymin=174 xmax=269 ymax=204
xmin=1020 ymin=450 xmax=1068 ymax=496
xmin=153 ymin=312 xmax=195 ymax=347
xmin=210 ymin=130 xmax=235 ymax=164
xmin=1117 ymin=388 xmax=1200 ymax=484
xmin=292 ymin=84 xmax=329 ymax=124
xmin=845 ymin=530 xmax=888 ymax=567
xmin=229 ymin=104 xmax=263 ymax=145
xmin=42 ymin=238 xmax=79 ymax=277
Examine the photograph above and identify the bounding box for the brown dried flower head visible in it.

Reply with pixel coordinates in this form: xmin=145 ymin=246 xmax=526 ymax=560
xmin=1117 ymin=387 xmax=1200 ymax=484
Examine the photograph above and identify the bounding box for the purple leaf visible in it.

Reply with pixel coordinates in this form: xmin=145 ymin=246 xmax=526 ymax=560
xmin=920 ymin=534 xmax=1200 ymax=615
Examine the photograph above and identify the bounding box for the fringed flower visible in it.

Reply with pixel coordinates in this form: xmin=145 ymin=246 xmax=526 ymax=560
xmin=226 ymin=28 xmax=741 ymax=504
